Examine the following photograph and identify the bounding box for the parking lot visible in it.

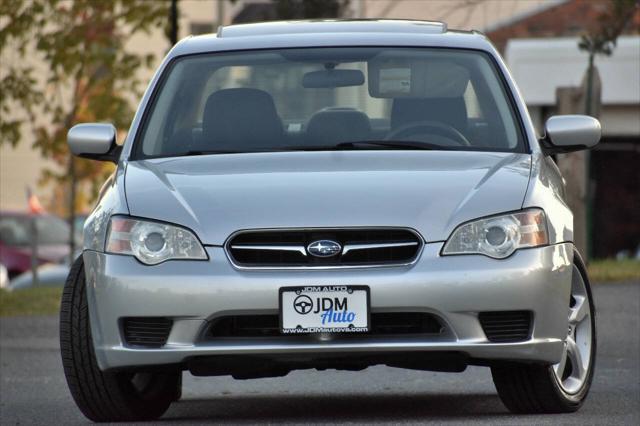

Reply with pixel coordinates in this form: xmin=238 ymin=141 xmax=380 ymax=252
xmin=1 ymin=281 xmax=638 ymax=425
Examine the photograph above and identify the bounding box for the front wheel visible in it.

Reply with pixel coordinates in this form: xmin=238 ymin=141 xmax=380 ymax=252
xmin=491 ymin=250 xmax=596 ymax=413
xmin=60 ymin=256 xmax=180 ymax=422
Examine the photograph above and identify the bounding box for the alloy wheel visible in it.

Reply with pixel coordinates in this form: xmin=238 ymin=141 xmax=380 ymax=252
xmin=553 ymin=264 xmax=593 ymax=394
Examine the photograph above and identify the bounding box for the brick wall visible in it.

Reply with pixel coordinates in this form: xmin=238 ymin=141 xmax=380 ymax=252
xmin=487 ymin=0 xmax=640 ymax=52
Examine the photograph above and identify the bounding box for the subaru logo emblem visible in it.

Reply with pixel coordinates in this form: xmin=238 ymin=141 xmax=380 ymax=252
xmin=307 ymin=240 xmax=342 ymax=257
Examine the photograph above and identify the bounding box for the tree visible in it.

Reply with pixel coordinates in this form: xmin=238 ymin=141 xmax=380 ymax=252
xmin=274 ymin=0 xmax=350 ymax=19
xmin=578 ymin=0 xmax=637 ymax=115
xmin=232 ymin=0 xmax=350 ymax=23
xmin=166 ymin=0 xmax=179 ymax=45
xmin=575 ymin=0 xmax=637 ymax=258
xmin=0 ymin=0 xmax=45 ymax=147
xmin=2 ymin=0 xmax=171 ymax=195
xmin=1 ymin=0 xmax=170 ymax=259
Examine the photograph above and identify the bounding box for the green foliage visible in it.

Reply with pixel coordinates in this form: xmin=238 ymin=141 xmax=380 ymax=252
xmin=0 ymin=0 xmax=170 ymax=207
xmin=0 ymin=0 xmax=46 ymax=147
xmin=578 ymin=0 xmax=638 ymax=55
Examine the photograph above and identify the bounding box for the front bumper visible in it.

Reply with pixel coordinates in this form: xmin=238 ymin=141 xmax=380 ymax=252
xmin=83 ymin=242 xmax=573 ymax=371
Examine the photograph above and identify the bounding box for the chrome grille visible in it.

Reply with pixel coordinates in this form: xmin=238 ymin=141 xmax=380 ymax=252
xmin=226 ymin=228 xmax=422 ymax=268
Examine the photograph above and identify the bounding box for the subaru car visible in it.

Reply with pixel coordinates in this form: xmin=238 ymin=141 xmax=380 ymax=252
xmin=61 ymin=20 xmax=600 ymax=422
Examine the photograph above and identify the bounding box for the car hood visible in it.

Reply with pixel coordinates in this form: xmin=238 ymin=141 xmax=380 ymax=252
xmin=125 ymin=151 xmax=532 ymax=245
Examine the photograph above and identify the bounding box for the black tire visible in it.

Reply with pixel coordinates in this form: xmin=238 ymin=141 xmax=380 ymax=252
xmin=60 ymin=256 xmax=179 ymax=422
xmin=491 ymin=250 xmax=597 ymax=413
xmin=173 ymin=372 xmax=183 ymax=401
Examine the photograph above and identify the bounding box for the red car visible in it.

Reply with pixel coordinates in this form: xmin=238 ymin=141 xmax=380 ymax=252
xmin=0 ymin=212 xmax=71 ymax=279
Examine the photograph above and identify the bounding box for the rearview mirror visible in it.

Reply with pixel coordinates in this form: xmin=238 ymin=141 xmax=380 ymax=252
xmin=541 ymin=115 xmax=601 ymax=155
xmin=302 ymin=69 xmax=364 ymax=88
xmin=67 ymin=123 xmax=121 ymax=163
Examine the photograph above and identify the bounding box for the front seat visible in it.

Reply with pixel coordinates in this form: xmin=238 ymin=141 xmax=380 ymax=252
xmin=306 ymin=107 xmax=371 ymax=145
xmin=199 ymin=88 xmax=284 ymax=151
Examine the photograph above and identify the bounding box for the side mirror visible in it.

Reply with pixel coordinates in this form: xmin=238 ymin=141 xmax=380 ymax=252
xmin=540 ymin=115 xmax=601 ymax=155
xmin=67 ymin=123 xmax=122 ymax=163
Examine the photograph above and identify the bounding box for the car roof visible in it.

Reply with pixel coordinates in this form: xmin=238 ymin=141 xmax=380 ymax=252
xmin=170 ymin=19 xmax=494 ymax=58
xmin=218 ymin=19 xmax=449 ymax=37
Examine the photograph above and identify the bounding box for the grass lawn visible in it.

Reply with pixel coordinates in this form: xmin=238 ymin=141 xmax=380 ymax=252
xmin=0 ymin=260 xmax=638 ymax=317
xmin=587 ymin=259 xmax=640 ymax=283
xmin=0 ymin=287 xmax=63 ymax=317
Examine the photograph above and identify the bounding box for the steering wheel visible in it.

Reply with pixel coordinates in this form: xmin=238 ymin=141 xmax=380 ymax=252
xmin=385 ymin=120 xmax=471 ymax=147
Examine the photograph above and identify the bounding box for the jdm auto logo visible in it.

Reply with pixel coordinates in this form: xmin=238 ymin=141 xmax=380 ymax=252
xmin=293 ymin=295 xmax=313 ymax=315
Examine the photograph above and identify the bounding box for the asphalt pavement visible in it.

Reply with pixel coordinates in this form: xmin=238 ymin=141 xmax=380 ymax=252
xmin=1 ymin=281 xmax=638 ymax=425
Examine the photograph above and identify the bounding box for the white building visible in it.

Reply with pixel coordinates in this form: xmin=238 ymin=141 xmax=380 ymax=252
xmin=506 ymin=36 xmax=640 ymax=138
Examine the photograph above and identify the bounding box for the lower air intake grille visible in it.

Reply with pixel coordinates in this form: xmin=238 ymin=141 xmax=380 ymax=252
xmin=122 ymin=317 xmax=173 ymax=347
xmin=478 ymin=311 xmax=532 ymax=343
xmin=204 ymin=312 xmax=443 ymax=339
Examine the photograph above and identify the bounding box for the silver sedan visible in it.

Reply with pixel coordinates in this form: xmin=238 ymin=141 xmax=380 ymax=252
xmin=61 ymin=20 xmax=600 ymax=422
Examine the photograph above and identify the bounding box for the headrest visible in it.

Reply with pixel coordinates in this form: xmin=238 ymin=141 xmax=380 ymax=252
xmin=391 ymin=97 xmax=468 ymax=132
xmin=201 ymin=88 xmax=283 ymax=150
xmin=306 ymin=108 xmax=371 ymax=145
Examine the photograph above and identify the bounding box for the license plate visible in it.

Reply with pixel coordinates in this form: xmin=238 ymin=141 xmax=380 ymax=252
xmin=280 ymin=286 xmax=370 ymax=334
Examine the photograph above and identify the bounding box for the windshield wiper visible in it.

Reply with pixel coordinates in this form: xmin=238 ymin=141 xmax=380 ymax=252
xmin=167 ymin=141 xmax=448 ymax=158
xmin=280 ymin=140 xmax=447 ymax=152
xmin=334 ymin=140 xmax=446 ymax=150
xmin=175 ymin=149 xmax=248 ymax=157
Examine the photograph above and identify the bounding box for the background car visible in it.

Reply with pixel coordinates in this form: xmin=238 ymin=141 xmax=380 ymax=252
xmin=7 ymin=263 xmax=73 ymax=290
xmin=0 ymin=212 xmax=73 ymax=279
xmin=0 ymin=264 xmax=8 ymax=289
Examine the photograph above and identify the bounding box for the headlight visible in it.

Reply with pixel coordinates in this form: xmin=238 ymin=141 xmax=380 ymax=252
xmin=442 ymin=209 xmax=548 ymax=259
xmin=106 ymin=217 xmax=207 ymax=265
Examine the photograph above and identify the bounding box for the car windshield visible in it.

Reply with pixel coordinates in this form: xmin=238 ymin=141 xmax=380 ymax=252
xmin=136 ymin=47 xmax=525 ymax=158
xmin=0 ymin=215 xmax=70 ymax=246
